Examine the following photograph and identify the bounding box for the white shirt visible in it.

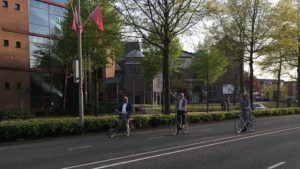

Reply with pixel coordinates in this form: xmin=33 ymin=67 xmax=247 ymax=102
xmin=178 ymin=99 xmax=184 ymax=110
xmin=122 ymin=103 xmax=128 ymax=114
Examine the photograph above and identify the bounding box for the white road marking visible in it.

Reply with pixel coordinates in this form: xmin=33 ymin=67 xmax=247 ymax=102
xmin=267 ymin=162 xmax=286 ymax=169
xmin=68 ymin=145 xmax=92 ymax=151
xmin=148 ymin=136 xmax=165 ymax=140
xmin=62 ymin=126 xmax=300 ymax=169
xmin=62 ymin=133 xmax=246 ymax=169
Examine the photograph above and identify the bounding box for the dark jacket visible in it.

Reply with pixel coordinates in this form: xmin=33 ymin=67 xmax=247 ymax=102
xmin=118 ymin=102 xmax=133 ymax=115
xmin=176 ymin=98 xmax=187 ymax=111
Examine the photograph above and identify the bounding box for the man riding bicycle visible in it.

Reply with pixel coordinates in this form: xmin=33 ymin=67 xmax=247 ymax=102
xmin=176 ymin=93 xmax=187 ymax=130
xmin=239 ymin=92 xmax=251 ymax=130
xmin=117 ymin=96 xmax=132 ymax=136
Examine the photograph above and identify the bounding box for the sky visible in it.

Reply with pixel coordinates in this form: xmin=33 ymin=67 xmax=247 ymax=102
xmin=179 ymin=0 xmax=296 ymax=81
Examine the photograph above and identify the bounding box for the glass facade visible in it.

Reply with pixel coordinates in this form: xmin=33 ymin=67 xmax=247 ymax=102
xmin=28 ymin=0 xmax=67 ymax=112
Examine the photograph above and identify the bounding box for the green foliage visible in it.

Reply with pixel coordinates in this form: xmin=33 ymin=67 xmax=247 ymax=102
xmin=142 ymin=35 xmax=182 ymax=85
xmin=191 ymin=42 xmax=228 ymax=84
xmin=54 ymin=0 xmax=123 ymax=69
xmin=0 ymin=110 xmax=35 ymax=120
xmin=99 ymin=101 xmax=119 ymax=114
xmin=258 ymin=0 xmax=297 ymax=78
xmin=260 ymin=84 xmax=288 ymax=100
xmin=1 ymin=108 xmax=300 ymax=142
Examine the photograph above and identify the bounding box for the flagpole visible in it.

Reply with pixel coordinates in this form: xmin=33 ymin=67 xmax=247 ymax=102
xmin=77 ymin=0 xmax=84 ymax=134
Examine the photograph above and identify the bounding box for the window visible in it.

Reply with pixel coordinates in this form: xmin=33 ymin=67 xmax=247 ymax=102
xmin=5 ymin=82 xmax=10 ymax=90
xmin=15 ymin=3 xmax=20 ymax=10
xmin=29 ymin=7 xmax=49 ymax=26
xmin=4 ymin=40 xmax=9 ymax=46
xmin=29 ymin=24 xmax=49 ymax=35
xmin=2 ymin=0 xmax=8 ymax=8
xmin=16 ymin=41 xmax=21 ymax=48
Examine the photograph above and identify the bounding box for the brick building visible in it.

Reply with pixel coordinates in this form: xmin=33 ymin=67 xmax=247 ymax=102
xmin=0 ymin=0 xmax=68 ymax=111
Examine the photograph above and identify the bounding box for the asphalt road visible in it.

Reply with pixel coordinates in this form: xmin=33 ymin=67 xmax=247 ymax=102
xmin=1 ymin=114 xmax=300 ymax=169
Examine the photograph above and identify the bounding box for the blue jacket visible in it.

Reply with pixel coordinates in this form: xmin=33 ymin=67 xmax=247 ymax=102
xmin=118 ymin=102 xmax=133 ymax=115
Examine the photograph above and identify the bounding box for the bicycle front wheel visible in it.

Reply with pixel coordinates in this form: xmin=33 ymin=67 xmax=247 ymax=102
xmin=182 ymin=119 xmax=189 ymax=134
xmin=235 ymin=116 xmax=243 ymax=134
xmin=108 ymin=122 xmax=118 ymax=138
xmin=170 ymin=119 xmax=178 ymax=136
xmin=248 ymin=114 xmax=256 ymax=132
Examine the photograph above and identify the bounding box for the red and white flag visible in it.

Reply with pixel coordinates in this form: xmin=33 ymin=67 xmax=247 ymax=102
xmin=91 ymin=4 xmax=104 ymax=31
xmin=72 ymin=8 xmax=83 ymax=33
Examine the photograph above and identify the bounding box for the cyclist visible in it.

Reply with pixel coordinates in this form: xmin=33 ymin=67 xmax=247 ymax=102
xmin=239 ymin=92 xmax=251 ymax=130
xmin=117 ymin=96 xmax=132 ymax=136
xmin=176 ymin=93 xmax=187 ymax=130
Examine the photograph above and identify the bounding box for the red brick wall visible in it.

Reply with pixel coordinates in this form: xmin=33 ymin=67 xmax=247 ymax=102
xmin=0 ymin=0 xmax=30 ymax=110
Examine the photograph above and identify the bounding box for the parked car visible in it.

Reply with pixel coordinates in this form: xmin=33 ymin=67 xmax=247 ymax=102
xmin=253 ymin=103 xmax=267 ymax=110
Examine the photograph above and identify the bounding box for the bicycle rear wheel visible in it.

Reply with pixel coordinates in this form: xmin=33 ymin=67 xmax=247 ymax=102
xmin=182 ymin=119 xmax=189 ymax=134
xmin=248 ymin=114 xmax=256 ymax=132
xmin=170 ymin=119 xmax=178 ymax=136
xmin=108 ymin=122 xmax=118 ymax=138
xmin=235 ymin=116 xmax=243 ymax=134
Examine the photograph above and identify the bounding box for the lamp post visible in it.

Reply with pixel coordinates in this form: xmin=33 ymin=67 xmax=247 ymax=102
xmin=77 ymin=0 xmax=84 ymax=134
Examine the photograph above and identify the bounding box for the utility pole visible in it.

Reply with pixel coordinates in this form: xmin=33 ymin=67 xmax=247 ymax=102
xmin=77 ymin=0 xmax=84 ymax=134
xmin=206 ymin=54 xmax=209 ymax=113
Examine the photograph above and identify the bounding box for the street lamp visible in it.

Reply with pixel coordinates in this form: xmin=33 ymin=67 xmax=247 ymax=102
xmin=77 ymin=0 xmax=84 ymax=134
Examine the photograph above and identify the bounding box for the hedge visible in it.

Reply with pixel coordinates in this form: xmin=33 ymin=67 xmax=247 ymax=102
xmin=0 ymin=110 xmax=35 ymax=120
xmin=1 ymin=107 xmax=300 ymax=142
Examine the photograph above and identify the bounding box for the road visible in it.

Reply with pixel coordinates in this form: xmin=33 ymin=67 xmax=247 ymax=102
xmin=1 ymin=114 xmax=300 ymax=169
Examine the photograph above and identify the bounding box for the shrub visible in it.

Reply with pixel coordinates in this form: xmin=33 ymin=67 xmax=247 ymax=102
xmin=0 ymin=110 xmax=35 ymax=120
xmin=1 ymin=107 xmax=300 ymax=142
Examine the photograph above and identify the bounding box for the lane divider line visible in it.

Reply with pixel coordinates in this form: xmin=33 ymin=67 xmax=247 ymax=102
xmin=61 ymin=125 xmax=299 ymax=169
xmin=68 ymin=145 xmax=92 ymax=151
xmin=267 ymin=162 xmax=286 ymax=169
xmin=91 ymin=127 xmax=299 ymax=169
xmin=148 ymin=136 xmax=165 ymax=140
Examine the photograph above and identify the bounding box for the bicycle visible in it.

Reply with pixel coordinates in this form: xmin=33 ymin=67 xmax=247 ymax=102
xmin=235 ymin=110 xmax=256 ymax=134
xmin=170 ymin=112 xmax=189 ymax=136
xmin=108 ymin=111 xmax=132 ymax=138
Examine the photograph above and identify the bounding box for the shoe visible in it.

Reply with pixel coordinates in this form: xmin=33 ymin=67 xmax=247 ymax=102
xmin=126 ymin=132 xmax=130 ymax=137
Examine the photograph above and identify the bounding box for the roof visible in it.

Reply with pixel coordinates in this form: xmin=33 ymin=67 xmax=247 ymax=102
xmin=125 ymin=49 xmax=143 ymax=58
xmin=124 ymin=42 xmax=141 ymax=57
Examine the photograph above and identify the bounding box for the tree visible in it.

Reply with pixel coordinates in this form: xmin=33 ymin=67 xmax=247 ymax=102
xmin=261 ymin=84 xmax=288 ymax=102
xmin=210 ymin=0 xmax=276 ymax=109
xmin=258 ymin=0 xmax=298 ymax=107
xmin=54 ymin=0 xmax=123 ymax=114
xmin=113 ymin=0 xmax=208 ymax=114
xmin=191 ymin=41 xmax=228 ymax=112
xmin=141 ymin=34 xmax=182 ymax=85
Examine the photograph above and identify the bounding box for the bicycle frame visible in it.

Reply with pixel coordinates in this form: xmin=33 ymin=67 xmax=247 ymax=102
xmin=170 ymin=112 xmax=189 ymax=136
xmin=235 ymin=110 xmax=255 ymax=134
xmin=108 ymin=113 xmax=129 ymax=138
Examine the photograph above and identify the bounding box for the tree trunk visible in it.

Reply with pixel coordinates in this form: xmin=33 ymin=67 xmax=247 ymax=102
xmin=163 ymin=43 xmax=170 ymax=115
xmin=21 ymin=95 xmax=24 ymax=112
xmin=63 ymin=65 xmax=68 ymax=114
xmin=276 ymin=54 xmax=283 ymax=108
xmin=298 ymin=0 xmax=300 ymax=107
xmin=239 ymin=59 xmax=244 ymax=94
xmin=298 ymin=56 xmax=300 ymax=107
xmin=206 ymin=54 xmax=209 ymax=113
xmin=95 ymin=69 xmax=99 ymax=116
xmin=249 ymin=1 xmax=257 ymax=110
xmin=249 ymin=57 xmax=254 ymax=110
